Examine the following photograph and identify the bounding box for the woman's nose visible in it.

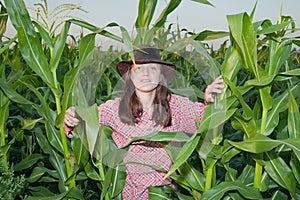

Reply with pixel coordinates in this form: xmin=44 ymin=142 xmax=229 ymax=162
xmin=142 ymin=67 xmax=149 ymax=75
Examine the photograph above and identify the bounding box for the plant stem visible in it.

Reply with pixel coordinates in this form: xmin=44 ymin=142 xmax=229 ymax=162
xmin=51 ymin=68 xmax=76 ymax=188
xmin=0 ymin=126 xmax=7 ymax=164
xmin=54 ymin=90 xmax=75 ymax=188
xmin=254 ymin=161 xmax=262 ymax=188
xmin=260 ymin=109 xmax=267 ymax=135
xmin=254 ymin=107 xmax=268 ymax=189
xmin=205 ymin=166 xmax=213 ymax=191
xmin=205 ymin=160 xmax=217 ymax=191
xmin=0 ymin=100 xmax=9 ymax=165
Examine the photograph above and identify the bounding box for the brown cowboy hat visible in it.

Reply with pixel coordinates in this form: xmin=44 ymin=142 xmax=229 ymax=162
xmin=116 ymin=45 xmax=176 ymax=79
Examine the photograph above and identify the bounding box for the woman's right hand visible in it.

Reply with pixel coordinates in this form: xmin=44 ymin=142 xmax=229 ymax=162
xmin=64 ymin=106 xmax=80 ymax=138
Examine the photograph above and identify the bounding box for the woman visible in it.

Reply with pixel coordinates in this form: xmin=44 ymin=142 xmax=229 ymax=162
xmin=64 ymin=45 xmax=224 ymax=199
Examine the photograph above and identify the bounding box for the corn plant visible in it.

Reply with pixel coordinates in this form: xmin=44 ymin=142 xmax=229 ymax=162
xmin=1 ymin=0 xmax=300 ymax=199
xmin=158 ymin=7 xmax=300 ymax=200
xmin=1 ymin=0 xmax=121 ymax=199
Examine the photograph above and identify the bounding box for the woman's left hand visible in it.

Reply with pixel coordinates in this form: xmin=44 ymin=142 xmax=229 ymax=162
xmin=204 ymin=75 xmax=224 ymax=104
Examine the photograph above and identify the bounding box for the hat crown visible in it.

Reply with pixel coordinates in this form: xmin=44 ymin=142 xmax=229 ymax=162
xmin=116 ymin=45 xmax=176 ymax=78
xmin=134 ymin=45 xmax=162 ymax=62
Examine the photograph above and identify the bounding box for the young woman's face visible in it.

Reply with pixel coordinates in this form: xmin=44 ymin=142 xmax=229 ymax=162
xmin=130 ymin=63 xmax=161 ymax=93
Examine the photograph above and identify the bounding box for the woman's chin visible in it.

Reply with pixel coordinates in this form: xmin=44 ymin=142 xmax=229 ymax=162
xmin=136 ymin=84 xmax=158 ymax=93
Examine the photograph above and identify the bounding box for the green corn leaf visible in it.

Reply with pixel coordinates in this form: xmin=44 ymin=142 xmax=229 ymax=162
xmin=279 ymin=68 xmax=300 ymax=76
xmin=84 ymin=162 xmax=101 ymax=181
xmin=191 ymin=40 xmax=220 ymax=80
xmin=71 ymin=134 xmax=89 ymax=167
xmin=290 ymin=154 xmax=300 ymax=184
xmin=78 ymin=33 xmax=96 ymax=67
xmin=120 ymin=26 xmax=135 ymax=63
xmin=0 ymin=134 xmax=17 ymax=158
xmin=149 ymin=186 xmax=173 ymax=200
xmin=110 ymin=166 xmax=126 ymax=198
xmin=19 ymin=78 xmax=64 ymax=153
xmin=228 ymin=134 xmax=300 ymax=161
xmin=65 ymin=187 xmax=85 ymax=200
xmin=153 ymin=0 xmax=181 ymax=28
xmin=49 ymin=149 xmax=67 ymax=182
xmin=32 ymin=20 xmax=54 ymax=49
xmin=191 ymin=0 xmax=214 ymax=7
xmin=5 ymin=0 xmax=54 ymax=87
xmin=264 ymin=152 xmax=296 ymax=195
xmin=131 ymin=131 xmax=190 ymax=143
xmin=100 ymin=167 xmax=113 ymax=200
xmin=0 ymin=78 xmax=32 ymax=104
xmin=264 ymin=84 xmax=297 ymax=136
xmin=0 ymin=98 xmax=9 ymax=135
xmin=25 ymin=191 xmax=67 ymax=200
xmin=27 ymin=166 xmax=47 ymax=183
xmin=175 ymin=192 xmax=194 ymax=200
xmin=267 ymin=40 xmax=291 ymax=76
xmin=69 ymin=19 xmax=122 ymax=42
xmin=237 ymin=164 xmax=255 ymax=184
xmin=197 ymin=106 xmax=237 ymax=134
xmin=35 ymin=130 xmax=52 ymax=154
xmin=194 ymin=30 xmax=228 ymax=41
xmin=75 ymin=104 xmax=99 ymax=155
xmin=0 ymin=35 xmax=17 ymax=55
xmin=231 ymin=114 xmax=256 ymax=138
xmin=244 ymin=75 xmax=275 ymax=86
xmin=221 ymin=46 xmax=241 ymax=82
xmin=178 ymin=163 xmax=205 ymax=191
xmin=227 ymin=13 xmax=257 ymax=77
xmin=56 ymin=33 xmax=96 ymax=127
xmin=270 ymin=190 xmax=289 ymax=200
xmin=164 ymin=134 xmax=200 ymax=178
xmin=136 ymin=0 xmax=158 ymax=29
xmin=13 ymin=154 xmax=44 ymax=171
xmin=257 ymin=21 xmax=291 ymax=35
xmin=288 ymin=90 xmax=300 ymax=138
xmin=22 ymin=118 xmax=43 ymax=130
xmin=225 ymin=77 xmax=253 ymax=120
xmin=50 ymin=21 xmax=71 ymax=72
xmin=201 ymin=181 xmax=262 ymax=200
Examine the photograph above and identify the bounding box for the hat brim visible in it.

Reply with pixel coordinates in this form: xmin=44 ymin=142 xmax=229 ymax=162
xmin=116 ymin=60 xmax=176 ymax=79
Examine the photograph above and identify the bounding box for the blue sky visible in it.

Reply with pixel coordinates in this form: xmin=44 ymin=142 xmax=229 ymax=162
xmin=6 ymin=0 xmax=300 ymax=48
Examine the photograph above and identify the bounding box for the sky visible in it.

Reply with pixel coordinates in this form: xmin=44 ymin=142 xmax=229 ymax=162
xmin=5 ymin=0 xmax=300 ymax=49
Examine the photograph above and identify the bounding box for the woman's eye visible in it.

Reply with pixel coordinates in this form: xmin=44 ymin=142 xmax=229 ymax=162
xmin=134 ymin=67 xmax=141 ymax=71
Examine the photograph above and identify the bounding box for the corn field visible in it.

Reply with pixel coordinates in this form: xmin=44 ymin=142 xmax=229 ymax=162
xmin=1 ymin=0 xmax=300 ymax=199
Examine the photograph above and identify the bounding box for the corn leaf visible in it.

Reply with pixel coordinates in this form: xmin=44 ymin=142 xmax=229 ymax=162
xmin=288 ymin=90 xmax=300 ymax=138
xmin=264 ymin=153 xmax=296 ymax=195
xmin=153 ymin=0 xmax=181 ymax=28
xmin=13 ymin=153 xmax=44 ymax=171
xmin=0 ymin=78 xmax=32 ymax=104
xmin=136 ymin=0 xmax=158 ymax=29
xmin=5 ymin=0 xmax=54 ymax=87
xmin=201 ymin=181 xmax=262 ymax=200
xmin=50 ymin=21 xmax=71 ymax=72
xmin=191 ymin=0 xmax=214 ymax=7
xmin=228 ymin=134 xmax=300 ymax=161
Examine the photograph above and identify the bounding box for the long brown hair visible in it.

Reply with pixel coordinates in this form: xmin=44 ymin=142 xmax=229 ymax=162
xmin=118 ymin=70 xmax=172 ymax=127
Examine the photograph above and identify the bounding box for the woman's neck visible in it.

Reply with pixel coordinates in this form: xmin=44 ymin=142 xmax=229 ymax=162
xmin=135 ymin=90 xmax=156 ymax=110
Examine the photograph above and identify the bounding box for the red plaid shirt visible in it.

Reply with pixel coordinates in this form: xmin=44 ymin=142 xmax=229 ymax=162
xmin=98 ymin=94 xmax=206 ymax=199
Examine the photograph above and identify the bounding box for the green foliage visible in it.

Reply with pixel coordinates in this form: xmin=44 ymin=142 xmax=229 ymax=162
xmin=1 ymin=0 xmax=300 ymax=199
xmin=0 ymin=160 xmax=26 ymax=200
